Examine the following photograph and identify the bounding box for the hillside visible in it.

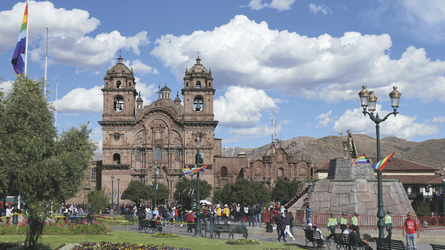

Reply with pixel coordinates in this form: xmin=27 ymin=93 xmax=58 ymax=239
xmin=222 ymin=135 xmax=445 ymax=168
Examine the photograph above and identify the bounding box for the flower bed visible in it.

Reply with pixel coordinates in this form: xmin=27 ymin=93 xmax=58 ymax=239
xmin=72 ymin=242 xmax=190 ymax=250
xmin=0 ymin=219 xmax=110 ymax=235
xmin=226 ymin=238 xmax=259 ymax=245
xmin=152 ymin=232 xmax=179 ymax=238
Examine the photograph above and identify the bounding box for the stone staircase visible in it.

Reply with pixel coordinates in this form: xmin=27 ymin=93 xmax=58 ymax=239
xmin=284 ymin=185 xmax=310 ymax=210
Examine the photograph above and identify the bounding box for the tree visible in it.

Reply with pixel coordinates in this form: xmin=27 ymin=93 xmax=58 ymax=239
xmin=173 ymin=175 xmax=212 ymax=209
xmin=271 ymin=178 xmax=302 ymax=205
xmin=121 ymin=180 xmax=151 ymax=208
xmin=88 ymin=190 xmax=109 ymax=215
xmin=213 ymin=178 xmax=271 ymax=206
xmin=0 ymin=75 xmax=96 ymax=249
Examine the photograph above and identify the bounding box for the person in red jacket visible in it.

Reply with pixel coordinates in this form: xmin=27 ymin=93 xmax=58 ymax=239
xmin=186 ymin=211 xmax=195 ymax=233
xmin=402 ymin=212 xmax=419 ymax=250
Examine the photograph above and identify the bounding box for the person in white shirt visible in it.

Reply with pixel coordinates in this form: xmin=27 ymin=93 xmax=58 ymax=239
xmin=5 ymin=206 xmax=13 ymax=224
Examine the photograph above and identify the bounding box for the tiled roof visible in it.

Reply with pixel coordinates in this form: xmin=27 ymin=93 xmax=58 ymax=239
xmin=315 ymin=157 xmax=437 ymax=172
xmin=383 ymin=174 xmax=443 ymax=185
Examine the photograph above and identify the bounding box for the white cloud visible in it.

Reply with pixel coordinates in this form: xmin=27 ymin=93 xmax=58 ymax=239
xmin=247 ymin=0 xmax=295 ymax=11
xmin=430 ymin=116 xmax=445 ymax=124
xmin=309 ymin=4 xmax=332 ymax=15
xmin=333 ymin=104 xmax=439 ymax=139
xmin=54 ymin=79 xmax=156 ymax=114
xmin=0 ymin=80 xmax=13 ymax=96
xmin=0 ymin=2 xmax=149 ymax=72
xmin=315 ymin=110 xmax=332 ymax=128
xmin=151 ymin=15 xmax=445 ymax=104
xmin=123 ymin=60 xmax=159 ymax=75
xmin=364 ymin=0 xmax=445 ymax=43
xmin=214 ymin=86 xmax=277 ymax=127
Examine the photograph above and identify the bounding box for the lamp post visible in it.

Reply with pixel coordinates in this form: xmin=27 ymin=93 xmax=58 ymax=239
xmin=358 ymin=85 xmax=401 ymax=248
xmin=154 ymin=166 xmax=159 ymax=208
xmin=180 ymin=176 xmax=183 ymax=209
xmin=117 ymin=178 xmax=120 ymax=215
xmin=193 ymin=132 xmax=203 ymax=237
xmin=442 ymin=174 xmax=445 ymax=216
xmin=111 ymin=176 xmax=115 ymax=211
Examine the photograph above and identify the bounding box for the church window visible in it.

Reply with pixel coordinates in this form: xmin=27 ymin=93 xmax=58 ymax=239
xmin=117 ymin=81 xmax=122 ymax=88
xmin=114 ymin=96 xmax=124 ymax=112
xmin=209 ymin=82 xmax=211 ymax=87
xmin=186 ymin=82 xmax=189 ymax=87
xmin=129 ymin=82 xmax=132 ymax=87
xmin=154 ymin=147 xmax=162 ymax=160
xmin=196 ymin=81 xmax=201 ymax=88
xmin=193 ymin=97 xmax=203 ymax=112
xmin=106 ymin=82 xmax=108 ymax=87
xmin=136 ymin=149 xmax=141 ymax=156
xmin=175 ymin=149 xmax=181 ymax=157
xmin=113 ymin=153 xmax=121 ymax=164
xmin=195 ymin=152 xmax=204 ymax=164
xmin=221 ymin=167 xmax=228 ymax=177
xmin=91 ymin=169 xmax=96 ymax=179
xmin=114 ymin=133 xmax=120 ymax=141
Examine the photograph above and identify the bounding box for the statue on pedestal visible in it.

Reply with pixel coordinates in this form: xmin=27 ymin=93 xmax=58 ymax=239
xmin=340 ymin=129 xmax=357 ymax=159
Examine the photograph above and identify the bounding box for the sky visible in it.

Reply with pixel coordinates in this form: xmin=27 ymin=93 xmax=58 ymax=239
xmin=1 ymin=0 xmax=445 ymax=150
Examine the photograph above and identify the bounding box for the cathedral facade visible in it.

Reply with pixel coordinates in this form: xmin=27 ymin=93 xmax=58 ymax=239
xmin=67 ymin=57 xmax=314 ymax=205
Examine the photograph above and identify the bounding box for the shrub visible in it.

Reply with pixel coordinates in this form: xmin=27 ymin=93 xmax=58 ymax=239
xmin=226 ymin=238 xmax=259 ymax=245
xmin=152 ymin=232 xmax=179 ymax=238
xmin=0 ymin=219 xmax=110 ymax=235
xmin=72 ymin=242 xmax=190 ymax=249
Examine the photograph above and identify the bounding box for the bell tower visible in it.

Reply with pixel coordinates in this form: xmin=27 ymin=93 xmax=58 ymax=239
xmin=102 ymin=56 xmax=137 ymax=121
xmin=182 ymin=57 xmax=215 ymax=121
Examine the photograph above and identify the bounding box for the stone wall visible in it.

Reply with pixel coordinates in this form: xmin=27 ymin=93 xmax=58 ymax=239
xmin=303 ymin=179 xmax=414 ymax=216
xmin=328 ymin=159 xmax=375 ymax=180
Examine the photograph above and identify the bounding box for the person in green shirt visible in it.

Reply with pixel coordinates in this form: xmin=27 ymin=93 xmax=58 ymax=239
xmin=351 ymin=213 xmax=359 ymax=239
xmin=326 ymin=213 xmax=338 ymax=243
xmin=340 ymin=212 xmax=348 ymax=231
xmin=384 ymin=211 xmax=392 ymax=241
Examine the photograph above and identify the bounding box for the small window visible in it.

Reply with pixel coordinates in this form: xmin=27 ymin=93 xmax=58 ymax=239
xmin=196 ymin=81 xmax=201 ymax=88
xmin=209 ymin=82 xmax=211 ymax=87
xmin=114 ymin=96 xmax=124 ymax=112
xmin=221 ymin=167 xmax=228 ymax=178
xmin=92 ymin=169 xmax=96 ymax=179
xmin=154 ymin=147 xmax=162 ymax=160
xmin=117 ymin=81 xmax=122 ymax=88
xmin=175 ymin=149 xmax=181 ymax=157
xmin=113 ymin=153 xmax=121 ymax=164
xmin=186 ymin=82 xmax=189 ymax=87
xmin=136 ymin=149 xmax=141 ymax=156
xmin=106 ymin=82 xmax=109 ymax=87
xmin=129 ymin=82 xmax=132 ymax=87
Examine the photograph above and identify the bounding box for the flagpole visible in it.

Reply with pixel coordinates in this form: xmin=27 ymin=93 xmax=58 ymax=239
xmin=24 ymin=0 xmax=29 ymax=74
xmin=44 ymin=27 xmax=48 ymax=95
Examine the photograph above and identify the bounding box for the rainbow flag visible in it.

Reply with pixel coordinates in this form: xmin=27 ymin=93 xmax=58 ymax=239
xmin=435 ymin=190 xmax=442 ymax=198
xmin=155 ymin=183 xmax=158 ymax=191
xmin=351 ymin=154 xmax=370 ymax=166
xmin=11 ymin=2 xmax=28 ymax=74
xmin=150 ymin=181 xmax=155 ymax=189
xmin=372 ymin=152 xmax=395 ymax=171
xmin=192 ymin=165 xmax=207 ymax=173
xmin=182 ymin=167 xmax=192 ymax=175
xmin=190 ymin=188 xmax=195 ymax=197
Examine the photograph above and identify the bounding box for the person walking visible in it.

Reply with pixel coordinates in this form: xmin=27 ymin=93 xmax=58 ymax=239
xmin=215 ymin=204 xmax=221 ymax=224
xmin=402 ymin=212 xmax=419 ymax=250
xmin=256 ymin=204 xmax=262 ymax=227
xmin=186 ymin=211 xmax=194 ymax=233
xmin=351 ymin=213 xmax=360 ymax=238
xmin=283 ymin=210 xmax=295 ymax=241
xmin=385 ymin=211 xmax=392 ymax=241
xmin=326 ymin=213 xmax=338 ymax=243
xmin=276 ymin=214 xmax=287 ymax=242
xmin=340 ymin=212 xmax=348 ymax=231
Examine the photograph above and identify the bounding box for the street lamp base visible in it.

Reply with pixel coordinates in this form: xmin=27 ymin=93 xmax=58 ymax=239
xmin=193 ymin=225 xmax=203 ymax=237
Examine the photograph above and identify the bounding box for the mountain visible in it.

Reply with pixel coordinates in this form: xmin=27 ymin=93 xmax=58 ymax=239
xmin=222 ymin=135 xmax=445 ymax=169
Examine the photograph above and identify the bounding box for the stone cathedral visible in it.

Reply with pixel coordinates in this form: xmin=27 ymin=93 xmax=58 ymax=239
xmin=68 ymin=56 xmax=314 ymax=204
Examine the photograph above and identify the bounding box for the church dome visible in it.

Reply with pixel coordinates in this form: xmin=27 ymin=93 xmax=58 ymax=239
xmin=108 ymin=56 xmax=132 ymax=74
xmin=161 ymin=85 xmax=171 ymax=92
xmin=187 ymin=57 xmax=209 ymax=74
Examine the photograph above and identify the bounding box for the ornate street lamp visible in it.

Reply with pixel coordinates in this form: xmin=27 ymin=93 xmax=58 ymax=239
xmin=111 ymin=175 xmax=115 ymax=211
xmin=358 ymin=85 xmax=401 ymax=248
xmin=154 ymin=166 xmax=159 ymax=208
xmin=117 ymin=178 xmax=120 ymax=215
xmin=193 ymin=132 xmax=203 ymax=237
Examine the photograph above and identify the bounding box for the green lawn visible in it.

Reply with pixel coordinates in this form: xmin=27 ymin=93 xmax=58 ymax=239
xmin=0 ymin=230 xmax=305 ymax=249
